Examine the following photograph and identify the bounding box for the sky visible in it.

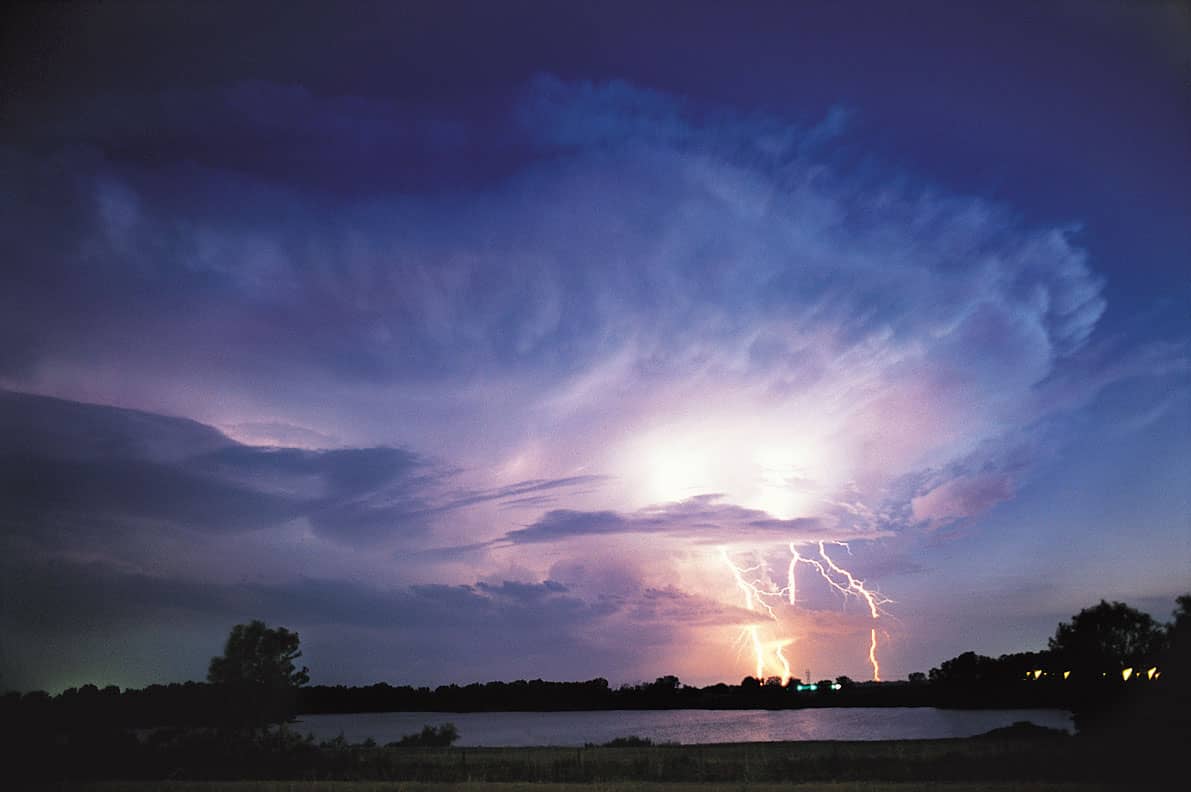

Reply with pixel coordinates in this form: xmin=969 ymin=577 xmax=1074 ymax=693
xmin=1 ymin=0 xmax=1188 ymax=694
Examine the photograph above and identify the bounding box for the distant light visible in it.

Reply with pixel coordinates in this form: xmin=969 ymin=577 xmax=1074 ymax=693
xmin=1121 ymin=667 xmax=1133 ymax=681
xmin=1032 ymin=669 xmax=1043 ymax=680
xmin=1146 ymin=667 xmax=1158 ymax=680
xmin=831 ymin=683 xmax=842 ymax=691
xmin=1063 ymin=671 xmax=1070 ymax=680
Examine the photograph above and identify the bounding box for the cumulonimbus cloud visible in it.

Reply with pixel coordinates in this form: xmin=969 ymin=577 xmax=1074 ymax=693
xmin=1 ymin=72 xmax=1184 ymax=690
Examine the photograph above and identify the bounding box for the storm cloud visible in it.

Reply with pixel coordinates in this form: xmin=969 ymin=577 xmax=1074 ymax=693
xmin=1 ymin=2 xmax=1187 ymax=691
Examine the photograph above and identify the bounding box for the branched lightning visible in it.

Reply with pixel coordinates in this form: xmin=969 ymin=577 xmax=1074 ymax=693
xmin=723 ymin=539 xmax=892 ymax=684
xmin=720 ymin=548 xmax=795 ymax=684
xmin=817 ymin=541 xmax=890 ymax=620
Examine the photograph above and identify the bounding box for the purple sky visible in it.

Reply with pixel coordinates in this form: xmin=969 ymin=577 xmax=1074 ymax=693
xmin=1 ymin=1 xmax=1188 ymax=693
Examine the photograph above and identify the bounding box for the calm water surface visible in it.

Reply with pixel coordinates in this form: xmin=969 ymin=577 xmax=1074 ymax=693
xmin=295 ymin=708 xmax=1073 ymax=746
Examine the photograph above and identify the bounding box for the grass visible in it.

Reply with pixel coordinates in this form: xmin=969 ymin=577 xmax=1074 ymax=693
xmin=33 ymin=735 xmax=1148 ymax=789
xmin=17 ymin=726 xmax=1163 ymax=788
xmin=218 ymin=737 xmax=1100 ymax=783
xmin=61 ymin=782 xmax=1131 ymax=792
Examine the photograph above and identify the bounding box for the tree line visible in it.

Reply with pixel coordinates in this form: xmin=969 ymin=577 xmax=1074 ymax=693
xmin=0 ymin=595 xmax=1187 ymax=783
xmin=2 ymin=595 xmax=1187 ymax=728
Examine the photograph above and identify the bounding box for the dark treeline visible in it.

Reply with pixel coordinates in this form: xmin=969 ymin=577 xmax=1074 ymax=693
xmin=1 ymin=681 xmax=300 ymax=730
xmin=0 ymin=645 xmax=1169 ymax=727
xmin=2 ymin=595 xmax=1187 ymax=728
xmin=0 ymin=668 xmax=1186 ymax=784
xmin=296 ymin=668 xmax=1064 ymax=715
xmin=0 ymin=595 xmax=1187 ymax=783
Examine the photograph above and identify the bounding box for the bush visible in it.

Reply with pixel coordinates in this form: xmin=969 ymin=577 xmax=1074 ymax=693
xmin=601 ymin=735 xmax=653 ymax=747
xmin=389 ymin=722 xmax=459 ymax=747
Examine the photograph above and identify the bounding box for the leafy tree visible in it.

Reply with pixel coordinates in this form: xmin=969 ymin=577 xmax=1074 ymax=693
xmin=1163 ymin=593 xmax=1190 ymax=689
xmin=208 ymin=620 xmax=310 ymax=688
xmin=208 ymin=620 xmax=309 ymax=727
xmin=1048 ymin=600 xmax=1166 ymax=674
xmin=1169 ymin=594 xmax=1191 ymax=648
xmin=928 ymin=650 xmax=994 ymax=685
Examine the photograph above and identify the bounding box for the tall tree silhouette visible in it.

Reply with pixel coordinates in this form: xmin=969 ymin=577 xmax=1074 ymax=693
xmin=208 ymin=620 xmax=309 ymax=688
xmin=208 ymin=620 xmax=309 ymax=727
xmin=1048 ymin=600 xmax=1165 ymax=676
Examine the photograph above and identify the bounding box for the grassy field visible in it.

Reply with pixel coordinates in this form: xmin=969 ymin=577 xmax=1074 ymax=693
xmin=26 ymin=733 xmax=1150 ymax=789
xmin=14 ymin=723 xmax=1164 ymax=789
xmin=61 ymin=782 xmax=1131 ymax=792
xmin=242 ymin=737 xmax=1109 ymax=783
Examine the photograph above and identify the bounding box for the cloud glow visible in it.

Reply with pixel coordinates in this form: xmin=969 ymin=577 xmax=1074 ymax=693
xmin=1 ymin=51 xmax=1186 ymax=691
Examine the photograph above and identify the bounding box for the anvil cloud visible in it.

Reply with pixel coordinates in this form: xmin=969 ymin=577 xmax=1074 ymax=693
xmin=1 ymin=2 xmax=1187 ymax=693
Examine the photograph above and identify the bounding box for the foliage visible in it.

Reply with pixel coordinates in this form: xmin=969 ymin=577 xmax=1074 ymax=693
xmin=1168 ymin=594 xmax=1191 ymax=649
xmin=208 ymin=620 xmax=310 ymax=688
xmin=1047 ymin=599 xmax=1166 ymax=672
xmin=929 ymin=651 xmax=995 ymax=685
xmin=3 ymin=725 xmax=1176 ymax=784
xmin=600 ymin=735 xmax=654 ymax=747
xmin=206 ymin=620 xmax=310 ymax=727
xmin=391 ymin=722 xmax=460 ymax=747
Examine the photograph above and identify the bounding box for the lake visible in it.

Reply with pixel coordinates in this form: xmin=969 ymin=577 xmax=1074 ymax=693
xmin=294 ymin=707 xmax=1074 ymax=746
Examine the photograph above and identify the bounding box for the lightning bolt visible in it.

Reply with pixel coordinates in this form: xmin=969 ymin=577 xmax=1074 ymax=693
xmin=749 ymin=626 xmax=765 ymax=679
xmin=817 ymin=541 xmax=889 ymax=620
xmin=724 ymin=540 xmax=891 ymax=684
xmin=720 ymin=548 xmax=795 ymax=684
xmin=774 ymin=639 xmax=793 ymax=683
xmin=787 ymin=540 xmax=889 ymax=681
xmin=869 ymin=628 xmax=881 ymax=682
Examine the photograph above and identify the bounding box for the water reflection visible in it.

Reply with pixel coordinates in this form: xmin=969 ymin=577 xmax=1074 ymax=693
xmin=295 ymin=707 xmax=1073 ymax=747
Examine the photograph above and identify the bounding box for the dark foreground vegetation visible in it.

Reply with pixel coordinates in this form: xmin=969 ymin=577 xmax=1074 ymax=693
xmin=2 ymin=595 xmax=1187 ymax=785
xmin=3 ymin=724 xmax=1180 ymax=787
xmin=37 ymin=783 xmax=1136 ymax=792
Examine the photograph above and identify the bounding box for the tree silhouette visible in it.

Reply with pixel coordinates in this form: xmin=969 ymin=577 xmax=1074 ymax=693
xmin=1047 ymin=599 xmax=1165 ymax=675
xmin=208 ymin=620 xmax=310 ymax=688
xmin=928 ymin=650 xmax=994 ymax=685
xmin=1163 ymin=594 xmax=1190 ymax=695
xmin=208 ymin=620 xmax=309 ymax=727
xmin=1169 ymin=594 xmax=1191 ymax=647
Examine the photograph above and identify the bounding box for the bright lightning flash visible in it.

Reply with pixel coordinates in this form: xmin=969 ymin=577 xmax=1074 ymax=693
xmin=721 ymin=548 xmax=795 ymax=684
xmin=722 ymin=540 xmax=891 ymax=683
